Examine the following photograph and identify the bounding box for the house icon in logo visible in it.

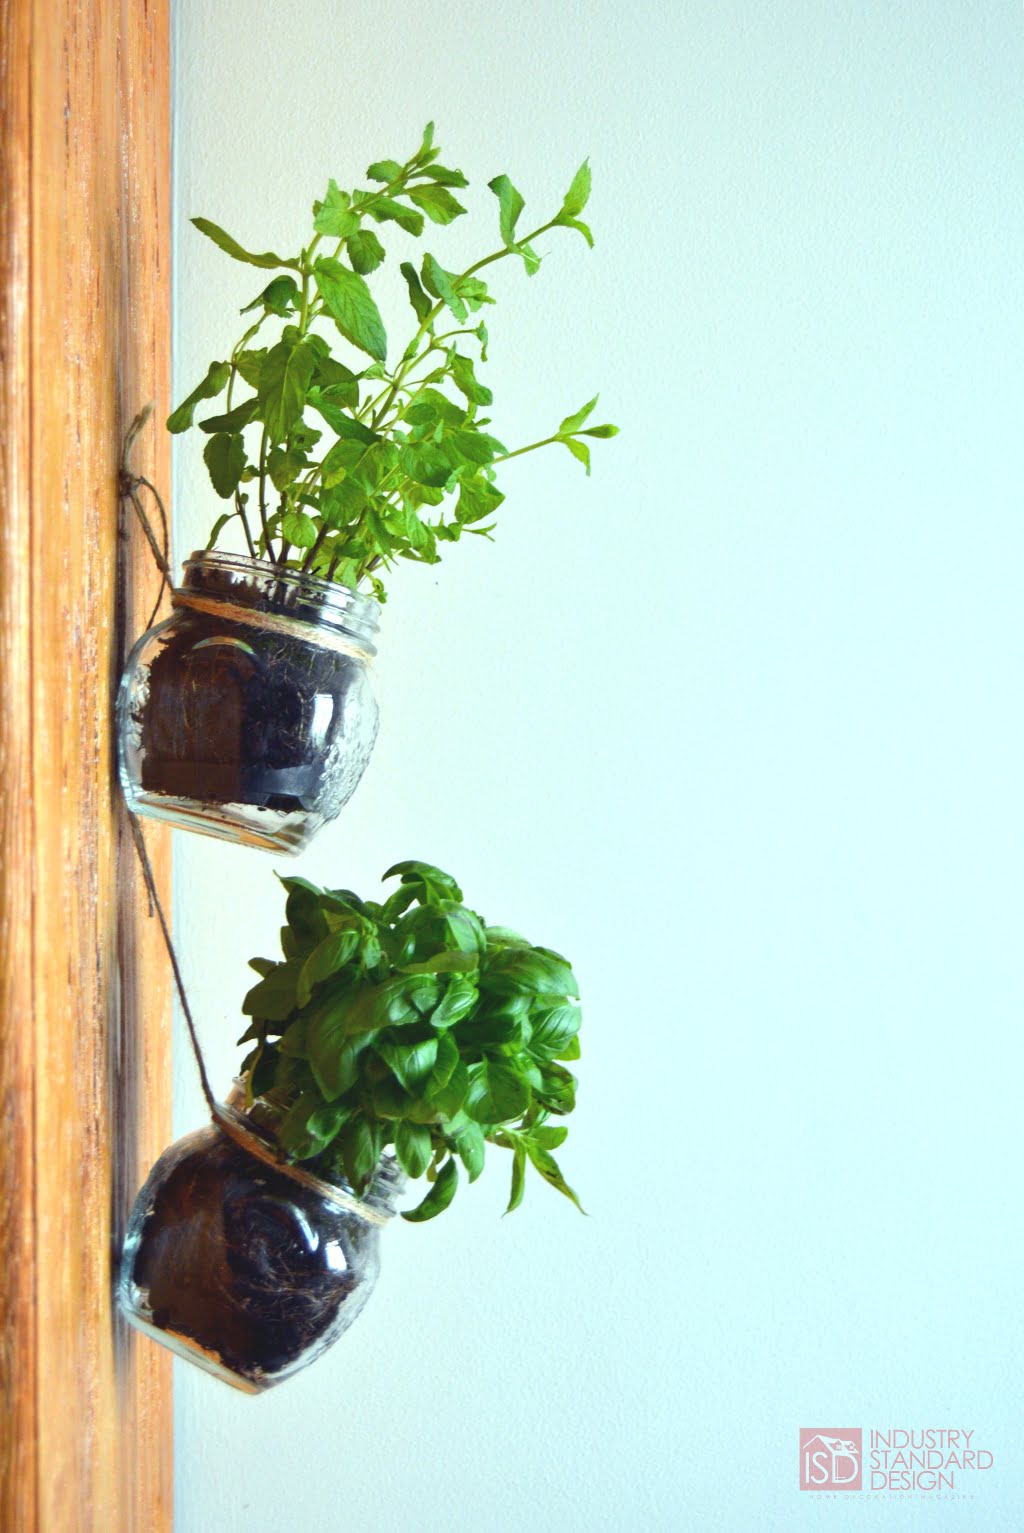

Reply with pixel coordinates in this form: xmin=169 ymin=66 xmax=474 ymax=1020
xmin=799 ymin=1429 xmax=863 ymax=1491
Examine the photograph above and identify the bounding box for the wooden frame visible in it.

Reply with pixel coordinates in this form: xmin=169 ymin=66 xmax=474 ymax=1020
xmin=0 ymin=1 xmax=173 ymax=1527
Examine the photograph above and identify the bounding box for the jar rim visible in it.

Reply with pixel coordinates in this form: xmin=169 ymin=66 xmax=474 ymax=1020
xmin=213 ymin=1100 xmax=403 ymax=1222
xmin=179 ymin=550 xmax=380 ymax=648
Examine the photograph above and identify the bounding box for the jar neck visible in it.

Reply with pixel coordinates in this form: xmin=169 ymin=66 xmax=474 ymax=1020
xmin=214 ymin=1098 xmax=403 ymax=1221
xmin=177 ymin=551 xmax=380 ymax=656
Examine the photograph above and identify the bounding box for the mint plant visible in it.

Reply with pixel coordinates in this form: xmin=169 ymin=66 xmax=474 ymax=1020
xmin=170 ymin=123 xmax=617 ymax=599
xmin=239 ymin=860 xmax=583 ymax=1220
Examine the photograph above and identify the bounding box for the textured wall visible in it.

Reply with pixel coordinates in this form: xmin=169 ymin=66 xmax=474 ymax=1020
xmin=171 ymin=3 xmax=1024 ymax=1528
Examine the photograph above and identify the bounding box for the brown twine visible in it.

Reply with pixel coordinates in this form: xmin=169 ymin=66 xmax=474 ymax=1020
xmin=126 ymin=811 xmax=217 ymax=1117
xmin=118 ymin=407 xmax=215 ymax=1116
xmin=119 ymin=405 xmax=171 ymax=632
xmin=170 ymin=592 xmax=374 ymax=660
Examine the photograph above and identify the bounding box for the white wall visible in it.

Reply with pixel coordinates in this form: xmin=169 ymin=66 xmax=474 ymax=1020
xmin=170 ymin=3 xmax=1024 ymax=1528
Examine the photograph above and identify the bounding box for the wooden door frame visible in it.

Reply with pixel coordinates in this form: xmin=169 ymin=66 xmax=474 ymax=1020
xmin=0 ymin=1 xmax=173 ymax=1527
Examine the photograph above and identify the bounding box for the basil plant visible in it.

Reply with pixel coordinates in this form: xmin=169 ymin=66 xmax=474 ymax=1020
xmin=240 ymin=861 xmax=583 ymax=1220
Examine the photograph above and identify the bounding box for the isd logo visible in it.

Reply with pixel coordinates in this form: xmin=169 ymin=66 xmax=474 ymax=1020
xmin=800 ymin=1429 xmax=863 ymax=1491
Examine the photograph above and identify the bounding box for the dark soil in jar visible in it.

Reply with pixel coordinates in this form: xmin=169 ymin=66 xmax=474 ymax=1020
xmin=136 ymin=571 xmax=363 ymax=810
xmin=127 ymin=1128 xmax=375 ymax=1385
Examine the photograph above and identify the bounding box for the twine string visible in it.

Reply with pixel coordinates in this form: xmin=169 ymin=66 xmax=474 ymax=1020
xmin=119 ymin=407 xmax=215 ymax=1117
xmin=119 ymin=406 xmax=171 ymax=632
xmin=126 ymin=810 xmax=218 ymax=1117
xmin=171 ymin=592 xmax=374 ymax=661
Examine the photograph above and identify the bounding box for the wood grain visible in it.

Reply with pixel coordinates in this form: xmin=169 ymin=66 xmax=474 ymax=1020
xmin=0 ymin=0 xmax=173 ymax=1527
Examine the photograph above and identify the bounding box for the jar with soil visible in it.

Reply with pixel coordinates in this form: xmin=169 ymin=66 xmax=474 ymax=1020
xmin=117 ymin=552 xmax=381 ymax=854
xmin=117 ymin=1098 xmax=403 ymax=1392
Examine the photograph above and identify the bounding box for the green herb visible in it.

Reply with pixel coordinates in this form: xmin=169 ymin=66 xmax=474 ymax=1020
xmin=238 ymin=861 xmax=584 ymax=1220
xmin=170 ymin=124 xmax=617 ymax=600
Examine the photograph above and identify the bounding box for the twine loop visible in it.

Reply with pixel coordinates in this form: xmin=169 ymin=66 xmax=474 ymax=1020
xmin=170 ymin=591 xmax=373 ymax=662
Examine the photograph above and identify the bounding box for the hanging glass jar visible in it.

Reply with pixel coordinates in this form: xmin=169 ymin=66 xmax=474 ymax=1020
xmin=117 ymin=551 xmax=381 ymax=854
xmin=118 ymin=1097 xmax=402 ymax=1393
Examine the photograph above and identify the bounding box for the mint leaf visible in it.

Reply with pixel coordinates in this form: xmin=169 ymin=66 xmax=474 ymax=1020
xmin=203 ymin=432 xmax=246 ymax=499
xmin=368 ymin=197 xmax=424 ymax=236
xmin=416 ymin=121 xmax=435 ymax=160
xmin=313 ymin=179 xmax=359 ymax=238
xmin=346 ymin=229 xmax=386 ymax=274
xmin=198 ymin=396 xmax=260 ymax=433
xmin=450 ymin=352 xmax=493 ymax=406
xmin=421 ymin=163 xmax=468 ymax=188
xmin=313 ymin=257 xmax=387 ymax=361
xmin=487 ymin=173 xmax=524 ymax=246
xmin=455 ymin=474 xmax=504 ymax=525
xmin=267 ymin=446 xmax=307 ymax=492
xmin=561 ymin=436 xmax=590 ymax=474
xmin=365 ymin=158 xmax=403 ymax=183
xmin=408 ymin=184 xmax=467 ymax=225
xmin=560 ymin=159 xmax=592 ymax=217
xmin=559 ymin=396 xmax=598 ymax=433
xmin=421 ymin=255 xmax=467 ymax=322
xmin=308 ymin=396 xmax=378 ymax=448
xmin=258 ymin=338 xmax=317 ymax=442
xmin=554 ymin=212 xmax=594 ymax=247
xmin=233 ymin=349 xmax=266 ymax=389
xmin=400 ymin=261 xmax=432 ymax=323
xmin=240 ymin=274 xmax=299 ymax=317
xmin=166 ymin=361 xmax=231 ymax=433
xmin=281 ymin=509 xmax=317 ymax=548
xmin=191 ymin=217 xmax=297 ymax=270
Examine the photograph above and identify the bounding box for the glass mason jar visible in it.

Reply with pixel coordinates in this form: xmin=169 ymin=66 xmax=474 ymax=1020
xmin=117 ymin=552 xmax=381 ymax=854
xmin=117 ymin=1100 xmax=402 ymax=1393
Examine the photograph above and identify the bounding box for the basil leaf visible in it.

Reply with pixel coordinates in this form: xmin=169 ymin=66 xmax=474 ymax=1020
xmin=339 ymin=1116 xmax=383 ymax=1192
xmin=464 ymin=1059 xmax=531 ymax=1125
xmin=395 ymin=1120 xmax=432 ymax=1178
xmin=505 ymin=1145 xmax=527 ymax=1214
xmin=452 ymin=1119 xmax=485 ymax=1182
xmin=401 ymin=1157 xmax=458 ymax=1222
xmin=524 ymin=1140 xmax=585 ymax=1213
